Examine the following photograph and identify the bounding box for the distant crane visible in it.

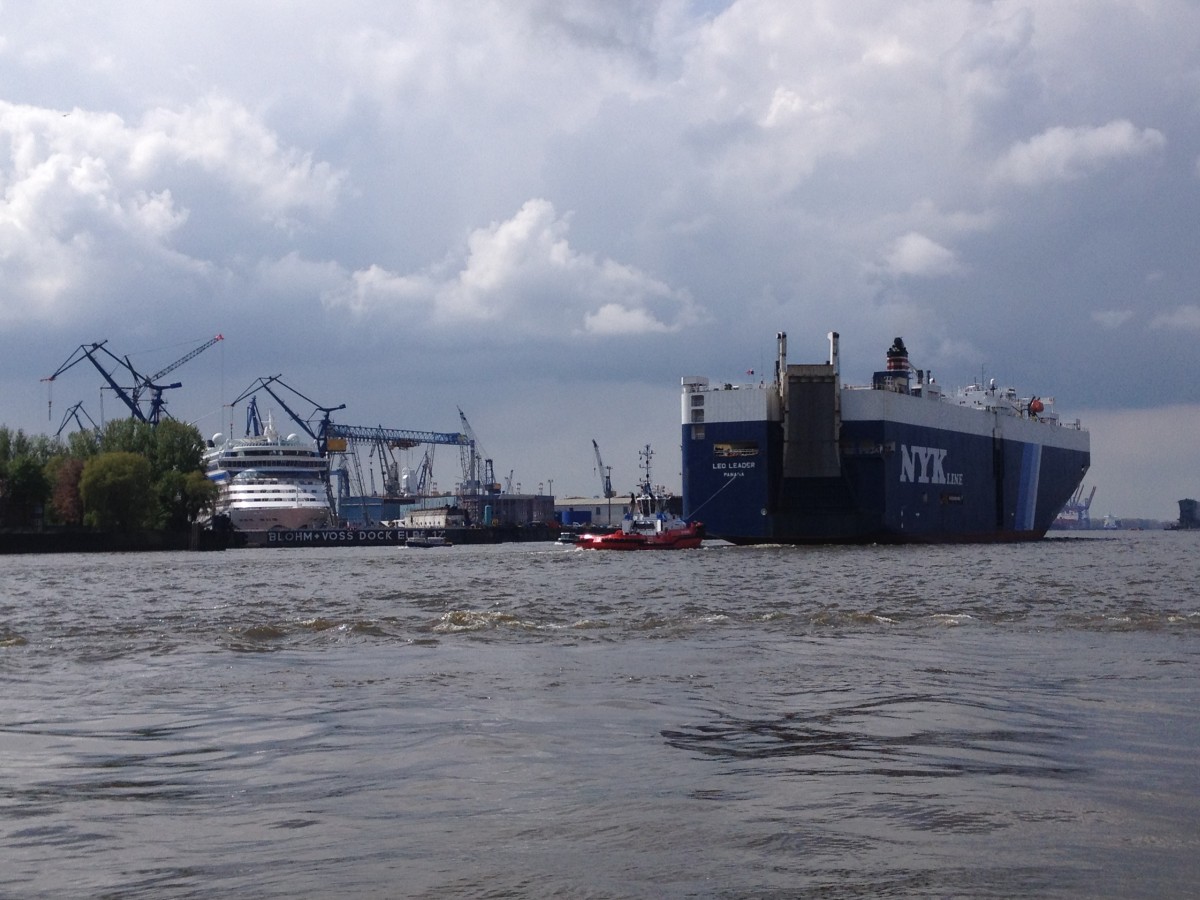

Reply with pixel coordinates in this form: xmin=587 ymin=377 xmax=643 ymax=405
xmin=42 ymin=334 xmax=223 ymax=425
xmin=457 ymin=407 xmax=500 ymax=495
xmin=134 ymin=334 xmax=224 ymax=424
xmin=592 ymin=439 xmax=615 ymax=498
xmin=54 ymin=401 xmax=99 ymax=437
xmin=409 ymin=448 xmax=436 ymax=496
xmin=1057 ymin=483 xmax=1097 ymax=529
xmin=230 ymin=375 xmax=345 ymax=454
xmin=228 ymin=375 xmax=469 ymax=520
xmin=43 ymin=340 xmax=142 ymax=423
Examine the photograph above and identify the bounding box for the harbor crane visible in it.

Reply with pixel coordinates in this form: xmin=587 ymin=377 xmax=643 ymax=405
xmin=42 ymin=334 xmax=223 ymax=426
xmin=231 ymin=376 xmax=469 ymax=457
xmin=230 ymin=375 xmax=346 ymax=455
xmin=134 ymin=333 xmax=224 ymax=423
xmin=457 ymin=407 xmax=500 ymax=495
xmin=228 ymin=375 xmax=469 ymax=519
xmin=592 ymin=439 xmax=615 ymax=498
xmin=1058 ymin=483 xmax=1097 ymax=529
xmin=54 ymin=401 xmax=99 ymax=437
xmin=408 ymin=448 xmax=436 ymax=496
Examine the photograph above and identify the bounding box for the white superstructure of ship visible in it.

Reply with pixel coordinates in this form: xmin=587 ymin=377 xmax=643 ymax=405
xmin=204 ymin=397 xmax=332 ymax=532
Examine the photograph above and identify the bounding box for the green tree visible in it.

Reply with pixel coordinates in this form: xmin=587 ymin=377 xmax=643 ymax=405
xmin=98 ymin=418 xmax=156 ymax=459
xmin=65 ymin=428 xmax=101 ymax=460
xmin=2 ymin=456 xmax=50 ymax=527
xmin=3 ymin=417 xmax=213 ymax=532
xmin=0 ymin=425 xmax=31 ymax=464
xmin=183 ymin=470 xmax=219 ymax=524
xmin=151 ymin=419 xmax=205 ymax=478
xmin=88 ymin=418 xmax=209 ymax=529
xmin=155 ymin=469 xmax=218 ymax=530
xmin=24 ymin=433 xmax=60 ymax=466
xmin=150 ymin=420 xmax=209 ymax=529
xmin=1 ymin=427 xmax=65 ymax=528
xmin=79 ymin=452 xmax=156 ymax=531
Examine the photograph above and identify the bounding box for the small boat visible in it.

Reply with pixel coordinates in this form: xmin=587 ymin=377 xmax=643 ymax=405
xmin=555 ymin=531 xmax=580 ymax=544
xmin=406 ymin=532 xmax=451 ymax=548
xmin=578 ymin=445 xmax=704 ymax=551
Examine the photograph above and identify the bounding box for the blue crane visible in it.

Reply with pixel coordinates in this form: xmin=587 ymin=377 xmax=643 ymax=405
xmin=43 ymin=334 xmax=223 ymax=425
xmin=229 ymin=375 xmax=469 ymax=522
xmin=230 ymin=375 xmax=467 ymax=456
xmin=135 ymin=334 xmax=224 ymax=424
xmin=54 ymin=401 xmax=99 ymax=437
xmin=43 ymin=340 xmax=145 ymax=423
xmin=229 ymin=375 xmax=345 ymax=454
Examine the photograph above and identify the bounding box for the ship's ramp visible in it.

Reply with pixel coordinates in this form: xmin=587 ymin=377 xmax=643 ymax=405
xmin=783 ymin=364 xmax=841 ymax=478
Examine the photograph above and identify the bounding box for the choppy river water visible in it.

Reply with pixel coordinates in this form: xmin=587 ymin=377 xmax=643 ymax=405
xmin=2 ymin=531 xmax=1198 ymax=898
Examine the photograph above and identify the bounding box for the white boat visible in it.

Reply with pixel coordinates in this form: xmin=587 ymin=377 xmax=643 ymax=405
xmin=204 ymin=399 xmax=332 ymax=532
xmin=406 ymin=533 xmax=451 ymax=547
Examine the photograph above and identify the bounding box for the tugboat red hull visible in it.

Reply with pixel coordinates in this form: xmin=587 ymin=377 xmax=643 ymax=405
xmin=578 ymin=523 xmax=704 ymax=550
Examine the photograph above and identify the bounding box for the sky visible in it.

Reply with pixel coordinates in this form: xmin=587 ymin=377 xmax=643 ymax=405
xmin=2 ymin=0 xmax=1198 ymax=520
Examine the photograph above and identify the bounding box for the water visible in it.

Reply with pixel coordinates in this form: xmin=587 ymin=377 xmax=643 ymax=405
xmin=2 ymin=532 xmax=1198 ymax=898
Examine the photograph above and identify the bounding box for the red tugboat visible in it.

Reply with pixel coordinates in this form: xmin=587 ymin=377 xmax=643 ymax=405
xmin=578 ymin=445 xmax=704 ymax=550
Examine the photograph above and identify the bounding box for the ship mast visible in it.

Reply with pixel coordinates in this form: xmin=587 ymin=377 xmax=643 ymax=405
xmin=775 ymin=331 xmax=787 ymax=398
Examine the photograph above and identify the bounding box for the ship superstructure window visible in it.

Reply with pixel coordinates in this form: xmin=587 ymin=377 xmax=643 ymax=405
xmin=691 ymin=409 xmax=704 ymax=423
xmin=691 ymin=425 xmax=705 ymax=440
xmin=690 ymin=394 xmax=704 ymax=408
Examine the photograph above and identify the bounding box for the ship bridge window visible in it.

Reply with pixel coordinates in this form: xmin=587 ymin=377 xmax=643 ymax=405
xmin=690 ymin=394 xmax=704 ymax=408
xmin=691 ymin=409 xmax=705 ymax=424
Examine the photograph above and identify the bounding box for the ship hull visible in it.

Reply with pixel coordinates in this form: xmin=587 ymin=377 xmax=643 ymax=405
xmin=578 ymin=524 xmax=705 ymax=550
xmin=225 ymin=503 xmax=331 ymax=532
xmin=681 ymin=340 xmax=1090 ymax=545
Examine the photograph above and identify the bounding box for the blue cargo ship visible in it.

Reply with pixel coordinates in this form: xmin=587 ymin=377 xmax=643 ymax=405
xmin=681 ymin=332 xmax=1090 ymax=544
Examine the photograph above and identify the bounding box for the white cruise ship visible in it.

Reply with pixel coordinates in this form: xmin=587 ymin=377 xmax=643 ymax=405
xmin=204 ymin=401 xmax=332 ymax=532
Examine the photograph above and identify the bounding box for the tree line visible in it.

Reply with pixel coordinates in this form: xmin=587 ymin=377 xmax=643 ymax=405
xmin=0 ymin=419 xmax=218 ymax=532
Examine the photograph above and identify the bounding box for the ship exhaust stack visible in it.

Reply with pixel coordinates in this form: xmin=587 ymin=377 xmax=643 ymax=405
xmin=874 ymin=336 xmax=913 ymax=393
xmin=828 ymin=332 xmax=840 ymax=377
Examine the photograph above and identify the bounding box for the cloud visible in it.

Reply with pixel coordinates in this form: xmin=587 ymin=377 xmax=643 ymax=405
xmin=883 ymin=232 xmax=961 ymax=278
xmin=991 ymin=119 xmax=1165 ymax=187
xmin=132 ymin=98 xmax=345 ymax=226
xmin=1091 ymin=309 xmax=1134 ymax=329
xmin=322 ymin=198 xmax=701 ymax=339
xmin=1148 ymin=304 xmax=1200 ymax=332
xmin=0 ymin=97 xmax=344 ymax=325
xmin=254 ymin=252 xmax=345 ymax=300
